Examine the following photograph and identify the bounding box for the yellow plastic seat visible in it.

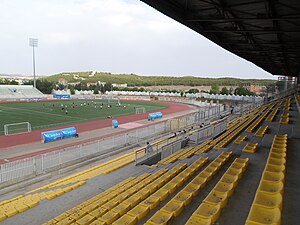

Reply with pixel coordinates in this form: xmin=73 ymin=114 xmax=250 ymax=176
xmin=262 ymin=172 xmax=285 ymax=183
xmin=144 ymin=183 xmax=159 ymax=194
xmin=246 ymin=205 xmax=281 ymax=225
xmin=15 ymin=203 xmax=29 ymax=213
xmin=258 ymin=180 xmax=284 ymax=195
xmin=140 ymin=196 xmax=160 ymax=210
xmin=100 ymin=211 xmax=120 ymax=224
xmin=76 ymin=214 xmax=96 ymax=225
xmin=269 ymin=152 xmax=286 ymax=159
xmin=123 ymin=196 xmax=141 ymax=208
xmin=254 ymin=192 xmax=283 ymax=209
xmin=161 ymin=200 xmax=184 ymax=217
xmin=135 ymin=189 xmax=150 ymax=201
xmin=191 ymin=176 xmax=207 ymax=187
xmin=213 ymin=182 xmax=234 ymax=197
xmin=203 ymin=166 xmax=218 ymax=176
xmin=226 ymin=168 xmax=242 ymax=179
xmin=177 ymin=171 xmax=192 ymax=182
xmin=193 ymin=202 xmax=221 ymax=223
xmin=102 ymin=200 xmax=119 ymax=211
xmin=265 ymin=164 xmax=285 ymax=173
xmin=267 ymin=158 xmax=286 ymax=166
xmin=182 ymin=183 xmax=202 ymax=197
xmin=69 ymin=209 xmax=87 ymax=220
xmin=152 ymin=189 xmax=170 ymax=202
xmin=112 ymin=214 xmax=137 ymax=225
xmin=81 ymin=203 xmax=98 ymax=213
xmin=111 ymin=203 xmax=131 ymax=216
xmin=235 ymin=158 xmax=249 ymax=166
xmin=170 ymin=177 xmax=185 ymax=187
xmin=147 ymin=210 xmax=173 ymax=225
xmin=173 ymin=191 xmax=193 ymax=206
xmin=113 ymin=193 xmax=129 ymax=203
xmin=127 ymin=204 xmax=150 ymax=220
xmin=89 ymin=207 xmax=108 ymax=218
xmin=161 ymin=182 xmax=177 ymax=194
xmin=220 ymin=174 xmax=238 ymax=188
xmin=203 ymin=191 xmax=228 ymax=208
xmin=185 ymin=215 xmax=211 ymax=225
xmin=198 ymin=171 xmax=213 ymax=181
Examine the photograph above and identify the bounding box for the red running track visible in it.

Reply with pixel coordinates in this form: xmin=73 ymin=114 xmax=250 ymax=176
xmin=0 ymin=101 xmax=192 ymax=150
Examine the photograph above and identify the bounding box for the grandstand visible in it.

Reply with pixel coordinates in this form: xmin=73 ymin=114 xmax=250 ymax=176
xmin=0 ymin=85 xmax=44 ymax=99
xmin=0 ymin=94 xmax=299 ymax=225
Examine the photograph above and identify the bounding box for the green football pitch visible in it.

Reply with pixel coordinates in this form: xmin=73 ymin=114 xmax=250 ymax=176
xmin=0 ymin=99 xmax=167 ymax=135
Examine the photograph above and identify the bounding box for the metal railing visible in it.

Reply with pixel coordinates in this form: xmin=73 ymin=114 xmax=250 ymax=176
xmin=134 ymin=118 xmax=228 ymax=165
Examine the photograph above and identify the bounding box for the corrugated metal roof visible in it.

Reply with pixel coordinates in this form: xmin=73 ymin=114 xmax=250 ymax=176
xmin=141 ymin=0 xmax=300 ymax=77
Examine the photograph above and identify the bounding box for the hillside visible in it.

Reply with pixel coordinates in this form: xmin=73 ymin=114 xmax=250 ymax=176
xmin=43 ymin=71 xmax=276 ymax=87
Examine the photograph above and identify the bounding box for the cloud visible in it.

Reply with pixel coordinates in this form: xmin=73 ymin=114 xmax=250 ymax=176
xmin=0 ymin=0 xmax=274 ymax=79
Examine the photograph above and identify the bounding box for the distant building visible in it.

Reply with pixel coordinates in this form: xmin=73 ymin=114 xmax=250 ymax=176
xmin=112 ymin=83 xmax=127 ymax=88
xmin=86 ymin=82 xmax=97 ymax=87
xmin=97 ymin=81 xmax=106 ymax=86
xmin=243 ymin=82 xmax=265 ymax=94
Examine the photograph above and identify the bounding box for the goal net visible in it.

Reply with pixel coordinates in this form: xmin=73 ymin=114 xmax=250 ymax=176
xmin=4 ymin=122 xmax=32 ymax=135
xmin=135 ymin=107 xmax=146 ymax=114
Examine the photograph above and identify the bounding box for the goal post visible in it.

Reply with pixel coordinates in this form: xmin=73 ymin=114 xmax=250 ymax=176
xmin=135 ymin=107 xmax=146 ymax=114
xmin=4 ymin=122 xmax=32 ymax=135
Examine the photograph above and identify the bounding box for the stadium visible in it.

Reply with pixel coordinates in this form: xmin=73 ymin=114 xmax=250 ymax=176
xmin=0 ymin=1 xmax=300 ymax=225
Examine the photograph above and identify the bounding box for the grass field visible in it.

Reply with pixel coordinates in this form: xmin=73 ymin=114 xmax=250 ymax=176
xmin=0 ymin=99 xmax=167 ymax=135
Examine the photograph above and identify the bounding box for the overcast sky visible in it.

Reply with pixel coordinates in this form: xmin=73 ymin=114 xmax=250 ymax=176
xmin=0 ymin=0 xmax=275 ymax=79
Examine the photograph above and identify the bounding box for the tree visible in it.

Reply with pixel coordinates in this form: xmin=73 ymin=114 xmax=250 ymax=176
xmin=100 ymin=84 xmax=105 ymax=94
xmin=36 ymin=79 xmax=55 ymax=94
xmin=93 ymin=87 xmax=99 ymax=94
xmin=58 ymin=83 xmax=65 ymax=90
xmin=10 ymin=80 xmax=19 ymax=85
xmin=210 ymin=84 xmax=220 ymax=94
xmin=220 ymin=87 xmax=229 ymax=95
xmin=187 ymin=88 xmax=199 ymax=93
xmin=234 ymin=86 xmax=254 ymax=96
xmin=69 ymin=86 xmax=75 ymax=95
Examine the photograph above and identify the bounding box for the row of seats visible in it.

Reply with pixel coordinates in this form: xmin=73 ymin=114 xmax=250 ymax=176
xmin=28 ymin=152 xmax=135 ymax=194
xmin=245 ymin=134 xmax=287 ymax=225
xmin=243 ymin=143 xmax=259 ymax=153
xmin=213 ymin=111 xmax=261 ymax=150
xmin=0 ymin=181 xmax=86 ymax=222
xmin=159 ymin=140 xmax=212 ymax=165
xmin=234 ymin=135 xmax=247 ymax=145
xmin=280 ymin=113 xmax=289 ymax=125
xmin=284 ymin=98 xmax=291 ymax=111
xmin=43 ymin=170 xmax=167 ymax=225
xmin=144 ymin=152 xmax=233 ymax=225
xmin=44 ymin=158 xmax=208 ymax=225
xmin=0 ymin=152 xmax=137 ymax=222
xmin=255 ymin=125 xmax=268 ymax=137
xmin=186 ymin=157 xmax=249 ymax=225
xmin=265 ymin=107 xmax=279 ymax=122
xmin=245 ymin=107 xmax=273 ymax=133
xmin=112 ymin=158 xmax=209 ymax=225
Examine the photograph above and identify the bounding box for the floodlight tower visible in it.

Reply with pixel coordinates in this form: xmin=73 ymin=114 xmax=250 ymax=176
xmin=29 ymin=38 xmax=38 ymax=89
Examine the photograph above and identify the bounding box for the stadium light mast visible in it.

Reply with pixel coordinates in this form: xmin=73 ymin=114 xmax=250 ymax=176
xmin=29 ymin=38 xmax=38 ymax=89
